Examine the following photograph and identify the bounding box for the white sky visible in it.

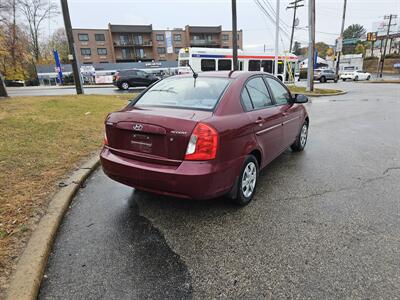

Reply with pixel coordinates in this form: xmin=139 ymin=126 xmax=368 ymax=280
xmin=48 ymin=0 xmax=400 ymax=52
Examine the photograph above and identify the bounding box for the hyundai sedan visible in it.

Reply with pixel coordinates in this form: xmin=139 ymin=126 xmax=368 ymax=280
xmin=101 ymin=71 xmax=309 ymax=205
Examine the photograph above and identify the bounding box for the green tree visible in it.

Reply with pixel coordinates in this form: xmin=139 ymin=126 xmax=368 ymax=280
xmin=41 ymin=28 xmax=69 ymax=64
xmin=355 ymin=43 xmax=365 ymax=55
xmin=343 ymin=24 xmax=366 ymax=39
xmin=315 ymin=42 xmax=330 ymax=57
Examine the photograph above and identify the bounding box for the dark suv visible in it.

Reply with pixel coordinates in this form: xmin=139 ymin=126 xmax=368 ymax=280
xmin=113 ymin=69 xmax=159 ymax=90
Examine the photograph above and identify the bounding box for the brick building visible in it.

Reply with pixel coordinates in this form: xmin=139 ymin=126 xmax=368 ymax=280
xmin=72 ymin=24 xmax=243 ymax=64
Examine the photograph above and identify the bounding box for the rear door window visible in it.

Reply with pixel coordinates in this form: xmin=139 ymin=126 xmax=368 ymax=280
xmin=245 ymin=77 xmax=273 ymax=109
xmin=201 ymin=59 xmax=216 ymax=71
xmin=241 ymin=87 xmax=253 ymax=111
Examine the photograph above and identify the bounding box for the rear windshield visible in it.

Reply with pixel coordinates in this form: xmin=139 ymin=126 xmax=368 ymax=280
xmin=134 ymin=77 xmax=230 ymax=110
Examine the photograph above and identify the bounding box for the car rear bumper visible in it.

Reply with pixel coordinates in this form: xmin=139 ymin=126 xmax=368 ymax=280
xmin=100 ymin=147 xmax=243 ymax=200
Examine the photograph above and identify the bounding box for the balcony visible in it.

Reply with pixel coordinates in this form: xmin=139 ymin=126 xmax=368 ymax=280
xmin=113 ymin=40 xmax=153 ymax=47
xmin=190 ymin=39 xmax=220 ymax=46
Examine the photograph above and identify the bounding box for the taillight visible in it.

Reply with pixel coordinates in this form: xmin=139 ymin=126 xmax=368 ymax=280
xmin=185 ymin=123 xmax=218 ymax=161
xmin=103 ymin=132 xmax=108 ymax=146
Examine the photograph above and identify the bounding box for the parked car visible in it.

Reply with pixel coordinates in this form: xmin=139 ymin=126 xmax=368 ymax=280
xmin=341 ymin=70 xmax=371 ymax=81
xmin=113 ymin=69 xmax=159 ymax=90
xmin=314 ymin=69 xmax=338 ymax=83
xmin=101 ymin=71 xmax=309 ymax=206
xmin=5 ymin=80 xmax=24 ymax=87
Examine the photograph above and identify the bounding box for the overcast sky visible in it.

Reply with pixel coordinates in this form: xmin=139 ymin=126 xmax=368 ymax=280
xmin=49 ymin=0 xmax=400 ymax=52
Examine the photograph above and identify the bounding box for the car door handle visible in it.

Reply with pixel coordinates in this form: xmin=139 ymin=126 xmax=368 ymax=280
xmin=255 ymin=118 xmax=264 ymax=125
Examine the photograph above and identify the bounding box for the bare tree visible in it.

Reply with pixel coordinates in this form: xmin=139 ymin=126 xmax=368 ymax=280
xmin=18 ymin=0 xmax=58 ymax=62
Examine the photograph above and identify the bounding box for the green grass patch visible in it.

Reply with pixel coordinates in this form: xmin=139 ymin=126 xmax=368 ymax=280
xmin=0 ymin=93 xmax=135 ymax=289
xmin=288 ymin=85 xmax=343 ymax=95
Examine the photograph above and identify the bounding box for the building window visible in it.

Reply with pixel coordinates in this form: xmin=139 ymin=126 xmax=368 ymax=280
xmin=173 ymin=34 xmax=181 ymax=41
xmin=121 ymin=48 xmax=130 ymax=59
xmin=157 ymin=47 xmax=166 ymax=54
xmin=135 ymin=48 xmax=145 ymax=58
xmin=97 ymin=48 xmax=107 ymax=55
xmin=174 ymin=47 xmax=182 ymax=54
xmin=222 ymin=34 xmax=229 ymax=41
xmin=95 ymin=34 xmax=105 ymax=41
xmin=134 ymin=35 xmax=143 ymax=45
xmin=218 ymin=59 xmax=232 ymax=71
xmin=156 ymin=34 xmax=164 ymax=41
xmin=81 ymin=48 xmax=91 ymax=56
xmin=201 ymin=59 xmax=216 ymax=71
xmin=78 ymin=34 xmax=89 ymax=41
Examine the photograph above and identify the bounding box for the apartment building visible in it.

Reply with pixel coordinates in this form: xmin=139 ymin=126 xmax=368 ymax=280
xmin=72 ymin=29 xmax=115 ymax=64
xmin=72 ymin=24 xmax=243 ymax=64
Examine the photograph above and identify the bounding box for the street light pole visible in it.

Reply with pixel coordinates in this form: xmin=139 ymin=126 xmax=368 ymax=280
xmin=274 ymin=0 xmax=280 ymax=78
xmin=231 ymin=0 xmax=239 ymax=70
xmin=60 ymin=0 xmax=84 ymax=94
xmin=306 ymin=0 xmax=315 ymax=92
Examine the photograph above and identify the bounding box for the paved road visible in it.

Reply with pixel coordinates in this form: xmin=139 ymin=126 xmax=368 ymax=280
xmin=39 ymin=82 xmax=400 ymax=299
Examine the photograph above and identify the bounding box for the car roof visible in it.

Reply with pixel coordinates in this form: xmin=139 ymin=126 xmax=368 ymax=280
xmin=175 ymin=71 xmax=274 ymax=80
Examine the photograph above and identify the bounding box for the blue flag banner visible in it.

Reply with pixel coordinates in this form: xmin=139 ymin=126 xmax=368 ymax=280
xmin=53 ymin=49 xmax=63 ymax=84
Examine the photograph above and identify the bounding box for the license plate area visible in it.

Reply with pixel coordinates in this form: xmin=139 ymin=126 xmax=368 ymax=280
xmin=130 ymin=133 xmax=153 ymax=153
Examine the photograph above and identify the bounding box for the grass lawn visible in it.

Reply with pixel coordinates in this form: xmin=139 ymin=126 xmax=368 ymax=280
xmin=0 ymin=94 xmax=134 ymax=294
xmin=288 ymin=85 xmax=343 ymax=95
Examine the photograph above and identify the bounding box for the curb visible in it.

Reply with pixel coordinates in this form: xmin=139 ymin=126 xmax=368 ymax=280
xmin=6 ymin=155 xmax=100 ymax=300
xmin=302 ymin=91 xmax=347 ymax=97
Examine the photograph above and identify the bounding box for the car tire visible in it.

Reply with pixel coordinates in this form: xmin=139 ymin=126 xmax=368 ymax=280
xmin=320 ymin=76 xmax=326 ymax=83
xmin=367 ymin=75 xmax=371 ymax=80
xmin=342 ymin=78 xmax=346 ymax=82
xmin=231 ymin=155 xmax=259 ymax=206
xmin=291 ymin=121 xmax=309 ymax=152
xmin=121 ymin=81 xmax=129 ymax=90
xmin=354 ymin=76 xmax=358 ymax=81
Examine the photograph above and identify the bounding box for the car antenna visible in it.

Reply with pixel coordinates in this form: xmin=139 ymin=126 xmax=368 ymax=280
xmin=187 ymin=63 xmax=198 ymax=87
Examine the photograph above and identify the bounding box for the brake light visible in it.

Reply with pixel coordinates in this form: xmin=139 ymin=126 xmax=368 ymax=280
xmin=103 ymin=132 xmax=108 ymax=146
xmin=185 ymin=123 xmax=218 ymax=161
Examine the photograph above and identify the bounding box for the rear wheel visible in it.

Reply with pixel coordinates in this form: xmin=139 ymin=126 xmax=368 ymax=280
xmin=320 ymin=76 xmax=326 ymax=83
xmin=367 ymin=75 xmax=371 ymax=80
xmin=231 ymin=155 xmax=259 ymax=206
xmin=342 ymin=78 xmax=346 ymax=82
xmin=291 ymin=121 xmax=308 ymax=152
xmin=354 ymin=76 xmax=358 ymax=81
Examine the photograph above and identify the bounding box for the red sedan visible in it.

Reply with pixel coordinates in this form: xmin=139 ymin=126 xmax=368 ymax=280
xmin=101 ymin=71 xmax=309 ymax=205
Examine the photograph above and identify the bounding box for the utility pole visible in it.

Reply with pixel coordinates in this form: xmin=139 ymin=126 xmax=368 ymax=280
xmin=378 ymin=14 xmax=397 ymax=78
xmin=287 ymin=0 xmax=304 ymax=53
xmin=306 ymin=0 xmax=315 ymax=92
xmin=0 ymin=73 xmax=8 ymax=97
xmin=231 ymin=0 xmax=239 ymax=70
xmin=274 ymin=0 xmax=280 ymax=78
xmin=60 ymin=0 xmax=84 ymax=94
xmin=334 ymin=0 xmax=347 ymax=80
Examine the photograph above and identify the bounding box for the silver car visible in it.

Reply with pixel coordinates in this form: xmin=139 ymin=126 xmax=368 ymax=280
xmin=314 ymin=69 xmax=338 ymax=83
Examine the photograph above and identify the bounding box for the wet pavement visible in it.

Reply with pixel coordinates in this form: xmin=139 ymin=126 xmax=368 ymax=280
xmin=39 ymin=82 xmax=400 ymax=299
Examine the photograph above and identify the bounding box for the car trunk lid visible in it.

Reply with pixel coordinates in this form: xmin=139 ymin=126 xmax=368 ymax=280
xmin=105 ymin=107 xmax=213 ymax=164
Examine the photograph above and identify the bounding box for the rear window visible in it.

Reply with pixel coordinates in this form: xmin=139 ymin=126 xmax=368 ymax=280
xmin=134 ymin=77 xmax=230 ymax=110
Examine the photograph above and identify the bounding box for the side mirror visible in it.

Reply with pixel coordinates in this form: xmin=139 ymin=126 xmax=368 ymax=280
xmin=294 ymin=94 xmax=308 ymax=103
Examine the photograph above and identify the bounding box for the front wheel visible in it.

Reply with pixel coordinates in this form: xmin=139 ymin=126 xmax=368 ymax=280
xmin=231 ymin=155 xmax=259 ymax=206
xmin=367 ymin=75 xmax=371 ymax=80
xmin=354 ymin=76 xmax=358 ymax=81
xmin=320 ymin=76 xmax=326 ymax=83
xmin=120 ymin=81 xmax=129 ymax=90
xmin=291 ymin=121 xmax=308 ymax=152
xmin=342 ymin=78 xmax=346 ymax=82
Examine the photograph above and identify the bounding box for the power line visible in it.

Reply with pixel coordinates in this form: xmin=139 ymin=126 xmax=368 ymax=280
xmin=253 ymin=0 xmax=291 ymax=38
xmin=287 ymin=0 xmax=305 ymax=53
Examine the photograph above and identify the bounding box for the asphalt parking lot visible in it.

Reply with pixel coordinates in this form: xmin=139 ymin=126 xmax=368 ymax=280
xmin=39 ymin=82 xmax=400 ymax=299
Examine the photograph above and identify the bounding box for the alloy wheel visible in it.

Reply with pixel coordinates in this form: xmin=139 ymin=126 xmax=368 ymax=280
xmin=300 ymin=124 xmax=308 ymax=148
xmin=241 ymin=162 xmax=257 ymax=198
